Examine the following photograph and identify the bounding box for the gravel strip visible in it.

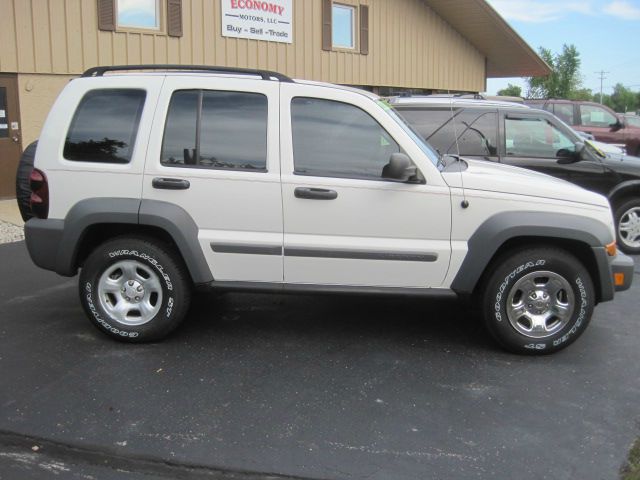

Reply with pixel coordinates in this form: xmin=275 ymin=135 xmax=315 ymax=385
xmin=0 ymin=221 xmax=24 ymax=244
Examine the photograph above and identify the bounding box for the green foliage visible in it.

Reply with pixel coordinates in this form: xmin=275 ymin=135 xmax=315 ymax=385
xmin=497 ymin=84 xmax=522 ymax=97
xmin=610 ymin=83 xmax=638 ymax=113
xmin=569 ymin=88 xmax=593 ymax=101
xmin=621 ymin=437 xmax=640 ymax=480
xmin=526 ymin=44 xmax=583 ymax=99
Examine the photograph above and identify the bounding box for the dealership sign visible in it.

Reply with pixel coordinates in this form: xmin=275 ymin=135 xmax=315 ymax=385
xmin=221 ymin=0 xmax=292 ymax=44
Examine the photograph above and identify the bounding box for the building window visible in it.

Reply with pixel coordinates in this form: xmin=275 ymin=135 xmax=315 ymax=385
xmin=117 ymin=0 xmax=161 ymax=30
xmin=332 ymin=4 xmax=356 ymax=49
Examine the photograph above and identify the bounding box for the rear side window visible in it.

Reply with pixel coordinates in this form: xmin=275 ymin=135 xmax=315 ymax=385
xmin=161 ymin=90 xmax=268 ymax=171
xmin=64 ymin=89 xmax=146 ymax=163
xmin=291 ymin=97 xmax=400 ymax=180
xmin=396 ymin=108 xmax=454 ymax=139
xmin=553 ymin=103 xmax=575 ymax=124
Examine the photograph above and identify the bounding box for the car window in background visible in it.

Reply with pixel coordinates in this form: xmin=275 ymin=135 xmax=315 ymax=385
xmin=291 ymin=97 xmax=400 ymax=180
xmin=505 ymin=117 xmax=575 ymax=158
xmin=553 ymin=103 xmax=575 ymax=124
xmin=395 ymin=109 xmax=454 ymax=139
xmin=426 ymin=109 xmax=498 ymax=157
xmin=626 ymin=115 xmax=640 ymax=128
xmin=580 ymin=104 xmax=618 ymax=128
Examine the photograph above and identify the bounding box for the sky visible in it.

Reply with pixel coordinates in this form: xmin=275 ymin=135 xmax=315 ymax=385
xmin=485 ymin=0 xmax=640 ymax=96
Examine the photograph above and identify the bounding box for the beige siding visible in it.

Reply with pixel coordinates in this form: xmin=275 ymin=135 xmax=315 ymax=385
xmin=1 ymin=0 xmax=486 ymax=91
xmin=17 ymin=73 xmax=75 ymax=146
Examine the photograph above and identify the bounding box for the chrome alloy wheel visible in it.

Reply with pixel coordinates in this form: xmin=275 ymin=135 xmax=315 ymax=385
xmin=97 ymin=260 xmax=163 ymax=326
xmin=618 ymin=206 xmax=640 ymax=249
xmin=505 ymin=271 xmax=575 ymax=339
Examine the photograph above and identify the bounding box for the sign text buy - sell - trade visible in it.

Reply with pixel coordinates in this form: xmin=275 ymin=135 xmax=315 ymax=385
xmin=221 ymin=0 xmax=293 ymax=44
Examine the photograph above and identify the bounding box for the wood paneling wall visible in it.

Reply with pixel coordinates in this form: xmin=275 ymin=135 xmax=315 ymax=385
xmin=0 ymin=0 xmax=486 ymax=91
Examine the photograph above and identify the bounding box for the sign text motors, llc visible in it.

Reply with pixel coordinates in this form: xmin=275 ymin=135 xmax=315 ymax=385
xmin=222 ymin=0 xmax=293 ymax=44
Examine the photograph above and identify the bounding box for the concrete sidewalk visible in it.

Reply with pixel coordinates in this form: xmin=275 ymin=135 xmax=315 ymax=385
xmin=0 ymin=199 xmax=23 ymax=226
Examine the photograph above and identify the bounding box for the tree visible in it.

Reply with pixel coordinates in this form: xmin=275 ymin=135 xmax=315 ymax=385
xmin=569 ymin=88 xmax=593 ymax=101
xmin=526 ymin=44 xmax=583 ymax=99
xmin=497 ymin=84 xmax=522 ymax=97
xmin=609 ymin=83 xmax=638 ymax=113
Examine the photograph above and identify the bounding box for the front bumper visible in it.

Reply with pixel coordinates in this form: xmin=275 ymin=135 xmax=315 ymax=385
xmin=611 ymin=252 xmax=635 ymax=292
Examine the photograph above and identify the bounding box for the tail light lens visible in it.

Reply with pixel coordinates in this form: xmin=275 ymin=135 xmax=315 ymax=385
xmin=30 ymin=168 xmax=49 ymax=219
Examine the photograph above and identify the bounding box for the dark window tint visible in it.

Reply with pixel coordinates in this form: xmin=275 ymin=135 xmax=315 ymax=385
xmin=553 ymin=103 xmax=575 ymax=124
xmin=413 ymin=108 xmax=498 ymax=157
xmin=64 ymin=89 xmax=145 ymax=163
xmin=396 ymin=108 xmax=453 ymax=139
xmin=291 ymin=97 xmax=400 ymax=180
xmin=161 ymin=90 xmax=267 ymax=171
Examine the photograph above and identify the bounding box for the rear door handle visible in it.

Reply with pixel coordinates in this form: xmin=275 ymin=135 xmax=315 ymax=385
xmin=152 ymin=177 xmax=190 ymax=190
xmin=294 ymin=187 xmax=338 ymax=200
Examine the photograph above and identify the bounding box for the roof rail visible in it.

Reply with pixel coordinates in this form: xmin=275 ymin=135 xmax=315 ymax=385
xmin=81 ymin=64 xmax=295 ymax=82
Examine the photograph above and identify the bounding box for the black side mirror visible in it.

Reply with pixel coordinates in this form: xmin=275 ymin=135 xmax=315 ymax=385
xmin=382 ymin=153 xmax=417 ymax=182
xmin=557 ymin=142 xmax=583 ymax=164
xmin=611 ymin=118 xmax=624 ymax=131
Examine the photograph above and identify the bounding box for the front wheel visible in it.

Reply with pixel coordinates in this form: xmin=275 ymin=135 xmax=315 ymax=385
xmin=481 ymin=247 xmax=595 ymax=355
xmin=79 ymin=237 xmax=191 ymax=342
xmin=615 ymin=198 xmax=640 ymax=254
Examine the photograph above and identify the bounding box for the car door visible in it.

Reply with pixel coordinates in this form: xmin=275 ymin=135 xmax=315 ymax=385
xmin=500 ymin=111 xmax=608 ymax=193
xmin=143 ymin=76 xmax=283 ymax=283
xmin=578 ymin=104 xmax=623 ymax=145
xmin=279 ymin=83 xmax=452 ymax=288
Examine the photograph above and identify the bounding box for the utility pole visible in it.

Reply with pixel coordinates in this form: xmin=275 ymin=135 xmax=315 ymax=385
xmin=595 ymin=71 xmax=609 ymax=104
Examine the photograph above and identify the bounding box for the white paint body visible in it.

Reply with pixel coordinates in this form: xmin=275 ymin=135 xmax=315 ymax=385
xmin=35 ymin=73 xmax=615 ymax=289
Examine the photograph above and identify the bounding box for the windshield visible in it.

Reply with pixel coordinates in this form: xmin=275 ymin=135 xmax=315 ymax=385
xmin=375 ymin=100 xmax=440 ymax=166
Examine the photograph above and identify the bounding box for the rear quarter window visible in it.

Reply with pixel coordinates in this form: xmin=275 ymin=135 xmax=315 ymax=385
xmin=64 ymin=89 xmax=146 ymax=164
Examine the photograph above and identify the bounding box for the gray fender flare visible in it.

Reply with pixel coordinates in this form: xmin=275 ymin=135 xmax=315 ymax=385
xmin=451 ymin=211 xmax=614 ymax=299
xmin=52 ymin=198 xmax=212 ymax=284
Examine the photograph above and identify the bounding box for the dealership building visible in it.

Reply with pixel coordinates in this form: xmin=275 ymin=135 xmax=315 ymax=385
xmin=0 ymin=0 xmax=549 ymax=198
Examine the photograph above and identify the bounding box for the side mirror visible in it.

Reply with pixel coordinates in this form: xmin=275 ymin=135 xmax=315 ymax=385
xmin=557 ymin=142 xmax=584 ymax=164
xmin=382 ymin=153 xmax=417 ymax=182
xmin=611 ymin=118 xmax=624 ymax=131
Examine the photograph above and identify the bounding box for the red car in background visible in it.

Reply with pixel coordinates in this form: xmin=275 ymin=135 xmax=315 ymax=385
xmin=526 ymin=99 xmax=640 ymax=156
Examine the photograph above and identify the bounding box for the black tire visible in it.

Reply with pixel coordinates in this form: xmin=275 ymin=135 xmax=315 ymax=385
xmin=79 ymin=237 xmax=191 ymax=342
xmin=614 ymin=198 xmax=640 ymax=254
xmin=481 ymin=247 xmax=595 ymax=355
xmin=15 ymin=141 xmax=38 ymax=222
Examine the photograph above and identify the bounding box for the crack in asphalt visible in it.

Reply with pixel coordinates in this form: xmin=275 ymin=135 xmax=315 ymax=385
xmin=0 ymin=431 xmax=325 ymax=480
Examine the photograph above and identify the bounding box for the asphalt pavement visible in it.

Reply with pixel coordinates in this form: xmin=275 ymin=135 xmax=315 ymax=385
xmin=0 ymin=240 xmax=639 ymax=480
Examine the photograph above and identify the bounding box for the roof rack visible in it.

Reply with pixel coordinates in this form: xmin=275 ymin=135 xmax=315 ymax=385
xmin=81 ymin=64 xmax=295 ymax=82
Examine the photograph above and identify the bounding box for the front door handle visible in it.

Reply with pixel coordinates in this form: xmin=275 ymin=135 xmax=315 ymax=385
xmin=152 ymin=177 xmax=190 ymax=190
xmin=294 ymin=187 xmax=338 ymax=200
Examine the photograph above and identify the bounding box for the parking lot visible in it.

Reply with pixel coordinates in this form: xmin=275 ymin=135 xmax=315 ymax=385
xmin=0 ymin=239 xmax=639 ymax=480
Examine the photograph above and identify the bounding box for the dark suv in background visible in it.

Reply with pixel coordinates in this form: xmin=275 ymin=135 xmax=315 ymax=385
xmin=390 ymin=96 xmax=640 ymax=253
xmin=526 ymin=99 xmax=640 ymax=156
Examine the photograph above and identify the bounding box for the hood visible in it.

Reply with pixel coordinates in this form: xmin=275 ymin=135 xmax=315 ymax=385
xmin=601 ymin=150 xmax=640 ymax=174
xmin=441 ymin=158 xmax=609 ymax=208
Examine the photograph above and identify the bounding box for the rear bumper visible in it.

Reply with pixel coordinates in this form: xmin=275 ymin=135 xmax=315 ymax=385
xmin=611 ymin=251 xmax=635 ymax=292
xmin=24 ymin=218 xmax=72 ymax=276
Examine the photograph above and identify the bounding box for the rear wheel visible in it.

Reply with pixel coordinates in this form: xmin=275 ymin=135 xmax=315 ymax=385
xmin=481 ymin=247 xmax=594 ymax=355
xmin=615 ymin=198 xmax=640 ymax=254
xmin=79 ymin=237 xmax=191 ymax=342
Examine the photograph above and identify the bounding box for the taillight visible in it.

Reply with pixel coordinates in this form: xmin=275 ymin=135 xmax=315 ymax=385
xmin=30 ymin=168 xmax=49 ymax=219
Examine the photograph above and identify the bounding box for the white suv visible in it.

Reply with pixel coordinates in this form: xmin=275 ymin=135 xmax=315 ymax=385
xmin=23 ymin=65 xmax=633 ymax=354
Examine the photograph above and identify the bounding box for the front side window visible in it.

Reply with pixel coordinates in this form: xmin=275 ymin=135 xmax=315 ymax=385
xmin=580 ymin=105 xmax=618 ymax=128
xmin=505 ymin=117 xmax=576 ymax=158
xmin=162 ymin=90 xmax=268 ymax=171
xmin=117 ymin=0 xmax=161 ymax=30
xmin=626 ymin=115 xmax=640 ymax=128
xmin=291 ymin=97 xmax=400 ymax=180
xmin=64 ymin=89 xmax=146 ymax=163
xmin=332 ymin=4 xmax=355 ymax=49
xmin=553 ymin=103 xmax=575 ymax=124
